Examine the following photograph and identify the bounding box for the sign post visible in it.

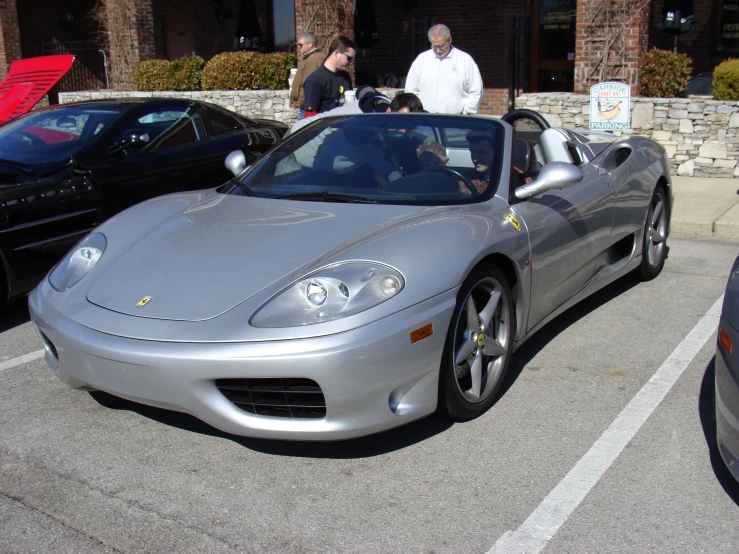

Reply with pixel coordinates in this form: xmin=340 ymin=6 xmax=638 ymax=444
xmin=589 ymin=82 xmax=631 ymax=131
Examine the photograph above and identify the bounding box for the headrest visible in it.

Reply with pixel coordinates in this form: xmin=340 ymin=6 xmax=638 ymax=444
xmin=359 ymin=91 xmax=392 ymax=113
xmin=513 ymin=137 xmax=531 ymax=174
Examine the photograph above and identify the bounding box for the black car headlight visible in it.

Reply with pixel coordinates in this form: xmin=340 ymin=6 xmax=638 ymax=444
xmin=250 ymin=262 xmax=404 ymax=327
xmin=49 ymin=232 xmax=107 ymax=292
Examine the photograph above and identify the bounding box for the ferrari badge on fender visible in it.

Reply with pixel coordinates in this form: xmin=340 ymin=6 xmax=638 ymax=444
xmin=504 ymin=213 xmax=521 ymax=232
xmin=136 ymin=296 xmax=152 ymax=308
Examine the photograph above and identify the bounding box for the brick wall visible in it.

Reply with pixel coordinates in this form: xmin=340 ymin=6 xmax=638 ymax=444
xmin=136 ymin=0 xmax=156 ymax=61
xmin=295 ymin=0 xmax=355 ymax=48
xmin=574 ymin=0 xmax=650 ymax=94
xmin=0 ymin=0 xmax=22 ymax=79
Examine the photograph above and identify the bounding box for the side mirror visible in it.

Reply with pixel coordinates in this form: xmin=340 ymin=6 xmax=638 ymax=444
xmin=225 ymin=150 xmax=247 ymax=176
xmin=109 ymin=132 xmax=150 ymax=154
xmin=514 ymin=162 xmax=583 ymax=200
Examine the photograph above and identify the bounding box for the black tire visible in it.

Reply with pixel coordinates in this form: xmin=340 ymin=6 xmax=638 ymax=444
xmin=438 ymin=265 xmax=515 ymax=420
xmin=637 ymin=186 xmax=669 ymax=281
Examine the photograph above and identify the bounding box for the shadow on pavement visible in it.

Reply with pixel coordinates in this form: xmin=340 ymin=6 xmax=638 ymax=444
xmin=89 ymin=271 xmax=647 ymax=458
xmin=89 ymin=390 xmax=453 ymax=458
xmin=0 ymin=298 xmax=31 ymax=333
xmin=699 ymin=357 xmax=739 ymax=505
xmin=501 ymin=273 xmax=640 ymax=398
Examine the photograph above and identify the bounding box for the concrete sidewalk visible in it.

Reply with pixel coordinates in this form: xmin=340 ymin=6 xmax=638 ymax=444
xmin=671 ymin=176 xmax=739 ymax=239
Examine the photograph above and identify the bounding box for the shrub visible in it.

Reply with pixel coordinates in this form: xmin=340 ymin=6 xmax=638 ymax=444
xmin=170 ymin=55 xmax=205 ymax=91
xmin=133 ymin=56 xmax=205 ymax=91
xmin=202 ymin=51 xmax=297 ymax=90
xmin=133 ymin=59 xmax=174 ymax=91
xmin=638 ymin=48 xmax=693 ymax=98
xmin=713 ymin=58 xmax=739 ymax=100
xmin=260 ymin=52 xmax=298 ymax=90
xmin=202 ymin=51 xmax=263 ymax=90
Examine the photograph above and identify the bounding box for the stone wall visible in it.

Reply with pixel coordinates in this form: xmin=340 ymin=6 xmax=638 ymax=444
xmin=516 ymin=93 xmax=739 ymax=178
xmin=59 ymin=90 xmax=300 ymax=125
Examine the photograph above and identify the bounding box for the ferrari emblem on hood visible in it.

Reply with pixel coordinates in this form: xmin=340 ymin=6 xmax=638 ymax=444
xmin=504 ymin=213 xmax=521 ymax=232
xmin=136 ymin=296 xmax=152 ymax=308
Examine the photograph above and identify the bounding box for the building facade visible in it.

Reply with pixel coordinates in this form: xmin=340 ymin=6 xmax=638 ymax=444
xmin=0 ymin=0 xmax=734 ymax=114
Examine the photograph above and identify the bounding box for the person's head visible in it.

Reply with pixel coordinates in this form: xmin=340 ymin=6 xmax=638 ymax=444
xmin=325 ymin=35 xmax=357 ymax=71
xmin=296 ymin=31 xmax=317 ymax=54
xmin=417 ymin=142 xmax=448 ymax=169
xmin=466 ymin=130 xmax=496 ymax=175
xmin=428 ymin=24 xmax=452 ymax=59
xmin=388 ymin=92 xmax=424 ymax=113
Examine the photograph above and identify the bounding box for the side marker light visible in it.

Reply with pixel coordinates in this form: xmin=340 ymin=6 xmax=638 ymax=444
xmin=410 ymin=324 xmax=433 ymax=343
xmin=720 ymin=327 xmax=732 ymax=355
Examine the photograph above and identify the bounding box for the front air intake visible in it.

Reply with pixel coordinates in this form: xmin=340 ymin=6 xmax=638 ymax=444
xmin=215 ymin=378 xmax=326 ymax=418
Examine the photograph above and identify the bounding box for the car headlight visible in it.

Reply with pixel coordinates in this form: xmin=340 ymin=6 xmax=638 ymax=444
xmin=250 ymin=262 xmax=404 ymax=327
xmin=49 ymin=232 xmax=107 ymax=291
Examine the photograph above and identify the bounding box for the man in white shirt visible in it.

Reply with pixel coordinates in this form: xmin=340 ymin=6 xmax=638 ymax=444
xmin=404 ymin=24 xmax=483 ymax=115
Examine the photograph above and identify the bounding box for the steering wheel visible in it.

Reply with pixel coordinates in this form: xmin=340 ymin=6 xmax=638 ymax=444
xmin=16 ymin=131 xmax=46 ymax=147
xmin=432 ymin=165 xmax=478 ymax=196
xmin=500 ymin=109 xmax=551 ymax=131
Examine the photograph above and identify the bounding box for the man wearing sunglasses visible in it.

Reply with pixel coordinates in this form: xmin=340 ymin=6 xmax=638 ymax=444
xmin=289 ymin=31 xmax=324 ymax=119
xmin=404 ymin=24 xmax=483 ymax=115
xmin=303 ymin=36 xmax=356 ymax=119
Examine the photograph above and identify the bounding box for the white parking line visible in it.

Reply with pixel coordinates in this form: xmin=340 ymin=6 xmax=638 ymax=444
xmin=488 ymin=294 xmax=724 ymax=554
xmin=0 ymin=349 xmax=45 ymax=372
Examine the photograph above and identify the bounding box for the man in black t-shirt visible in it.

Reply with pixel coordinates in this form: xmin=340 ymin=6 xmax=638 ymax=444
xmin=303 ymin=36 xmax=356 ymax=118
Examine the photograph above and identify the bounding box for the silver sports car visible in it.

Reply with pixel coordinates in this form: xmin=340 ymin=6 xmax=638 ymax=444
xmin=29 ymin=111 xmax=672 ymax=440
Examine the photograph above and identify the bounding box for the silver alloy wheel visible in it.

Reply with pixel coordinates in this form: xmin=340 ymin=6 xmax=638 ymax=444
xmin=646 ymin=189 xmax=667 ymax=268
xmin=452 ymin=276 xmax=511 ymax=403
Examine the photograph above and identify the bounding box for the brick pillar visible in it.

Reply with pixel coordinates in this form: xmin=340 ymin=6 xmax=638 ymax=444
xmin=295 ymin=0 xmax=355 ymax=50
xmin=105 ymin=0 xmax=156 ymax=89
xmin=574 ymin=0 xmax=650 ymax=95
xmin=0 ymin=0 xmax=22 ymax=80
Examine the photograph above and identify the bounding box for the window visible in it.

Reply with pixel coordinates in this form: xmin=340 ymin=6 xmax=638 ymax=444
xmin=0 ymin=108 xmax=120 ymax=162
xmin=237 ymin=115 xmax=505 ymax=204
xmin=130 ymin=107 xmax=204 ymax=151
xmin=208 ymin=110 xmax=241 ymax=136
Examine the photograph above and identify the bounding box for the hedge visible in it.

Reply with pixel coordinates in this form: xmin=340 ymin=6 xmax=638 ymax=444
xmin=201 ymin=51 xmax=297 ymax=91
xmin=713 ymin=58 xmax=739 ymax=101
xmin=638 ymin=48 xmax=692 ymax=98
xmin=133 ymin=56 xmax=205 ymax=92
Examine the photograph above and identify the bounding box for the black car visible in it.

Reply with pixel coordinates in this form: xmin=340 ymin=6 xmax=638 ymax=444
xmin=0 ymin=98 xmax=286 ymax=304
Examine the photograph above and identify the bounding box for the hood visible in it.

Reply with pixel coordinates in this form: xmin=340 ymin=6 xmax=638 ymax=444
xmin=0 ymin=156 xmax=83 ymax=186
xmin=86 ymin=194 xmax=423 ymax=321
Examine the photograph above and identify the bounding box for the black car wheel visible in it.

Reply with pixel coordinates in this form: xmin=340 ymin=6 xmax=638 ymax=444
xmin=438 ymin=265 xmax=515 ymax=420
xmin=637 ymin=186 xmax=669 ymax=281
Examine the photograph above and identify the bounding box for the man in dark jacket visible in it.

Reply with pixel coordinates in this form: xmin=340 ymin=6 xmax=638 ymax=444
xmin=303 ymin=36 xmax=356 ymax=118
xmin=289 ymin=31 xmax=324 ymax=119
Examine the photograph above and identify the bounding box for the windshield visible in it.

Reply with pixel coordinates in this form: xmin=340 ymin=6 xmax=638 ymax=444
xmin=235 ymin=114 xmax=506 ymax=205
xmin=0 ymin=106 xmax=122 ymax=163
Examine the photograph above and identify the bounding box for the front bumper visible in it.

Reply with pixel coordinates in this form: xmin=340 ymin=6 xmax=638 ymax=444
xmin=29 ymin=285 xmax=457 ymax=441
xmin=715 ymin=315 xmax=739 ymax=482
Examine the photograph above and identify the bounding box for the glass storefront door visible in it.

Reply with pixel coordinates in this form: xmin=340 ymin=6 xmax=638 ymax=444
xmin=531 ymin=0 xmax=577 ymax=92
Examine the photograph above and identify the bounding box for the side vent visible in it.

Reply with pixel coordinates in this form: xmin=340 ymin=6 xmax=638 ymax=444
xmin=615 ymin=147 xmax=632 ymax=167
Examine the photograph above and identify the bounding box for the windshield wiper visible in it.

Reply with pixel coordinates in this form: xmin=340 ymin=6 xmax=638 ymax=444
xmin=276 ymin=192 xmax=378 ymax=204
xmin=0 ymin=159 xmax=34 ymax=175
